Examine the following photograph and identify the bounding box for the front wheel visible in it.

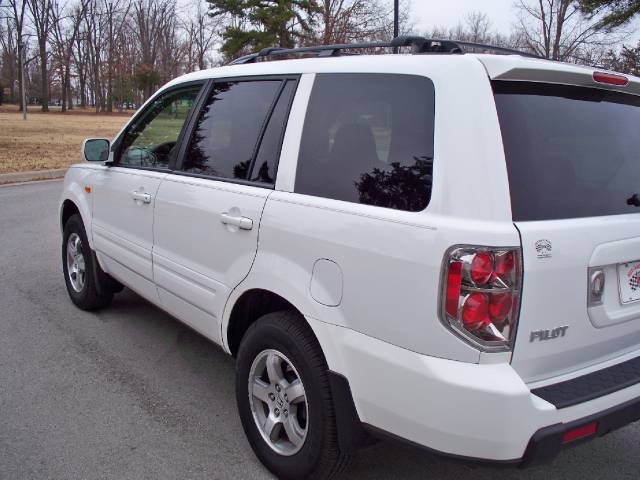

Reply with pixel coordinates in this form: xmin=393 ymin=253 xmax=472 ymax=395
xmin=236 ymin=311 xmax=350 ymax=480
xmin=62 ymin=214 xmax=113 ymax=310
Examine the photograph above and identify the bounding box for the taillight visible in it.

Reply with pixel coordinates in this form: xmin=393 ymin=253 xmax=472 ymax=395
xmin=469 ymin=252 xmax=493 ymax=285
xmin=440 ymin=246 xmax=522 ymax=352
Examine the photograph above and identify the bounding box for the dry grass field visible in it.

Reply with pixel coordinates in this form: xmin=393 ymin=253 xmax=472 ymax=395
xmin=0 ymin=105 xmax=132 ymax=174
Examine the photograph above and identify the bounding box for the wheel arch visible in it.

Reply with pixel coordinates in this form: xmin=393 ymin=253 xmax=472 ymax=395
xmin=59 ymin=169 xmax=95 ymax=249
xmin=225 ymin=288 xmax=302 ymax=357
xmin=61 ymin=199 xmax=80 ymax=230
xmin=225 ymin=286 xmax=370 ymax=454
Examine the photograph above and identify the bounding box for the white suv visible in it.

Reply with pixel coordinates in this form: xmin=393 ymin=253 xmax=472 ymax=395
xmin=59 ymin=37 xmax=640 ymax=479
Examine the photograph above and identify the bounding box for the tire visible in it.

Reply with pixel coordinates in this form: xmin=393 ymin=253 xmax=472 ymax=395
xmin=62 ymin=214 xmax=114 ymax=311
xmin=236 ymin=311 xmax=350 ymax=480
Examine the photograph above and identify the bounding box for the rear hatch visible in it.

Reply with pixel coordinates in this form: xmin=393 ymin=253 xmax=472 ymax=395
xmin=486 ymin=58 xmax=640 ymax=383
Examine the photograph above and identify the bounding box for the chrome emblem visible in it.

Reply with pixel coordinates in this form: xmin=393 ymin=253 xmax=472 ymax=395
xmin=530 ymin=326 xmax=568 ymax=342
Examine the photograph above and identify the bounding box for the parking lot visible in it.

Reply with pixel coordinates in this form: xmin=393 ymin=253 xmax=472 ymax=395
xmin=1 ymin=179 xmax=639 ymax=479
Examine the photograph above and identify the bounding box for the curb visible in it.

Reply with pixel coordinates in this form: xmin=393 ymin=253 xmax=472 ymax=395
xmin=0 ymin=168 xmax=67 ymax=185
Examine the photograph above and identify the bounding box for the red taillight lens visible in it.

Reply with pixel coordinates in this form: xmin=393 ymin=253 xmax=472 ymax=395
xmin=440 ymin=246 xmax=521 ymax=352
xmin=489 ymin=292 xmax=512 ymax=323
xmin=461 ymin=293 xmax=490 ymax=330
xmin=470 ymin=252 xmax=493 ymax=285
xmin=593 ymin=71 xmax=629 ymax=86
xmin=494 ymin=251 xmax=515 ymax=282
xmin=445 ymin=261 xmax=462 ymax=318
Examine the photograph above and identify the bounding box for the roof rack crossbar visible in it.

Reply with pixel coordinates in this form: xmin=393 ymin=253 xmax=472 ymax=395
xmin=228 ymin=36 xmax=543 ymax=65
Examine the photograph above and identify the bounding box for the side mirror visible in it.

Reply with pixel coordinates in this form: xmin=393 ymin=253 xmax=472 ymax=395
xmin=82 ymin=138 xmax=110 ymax=162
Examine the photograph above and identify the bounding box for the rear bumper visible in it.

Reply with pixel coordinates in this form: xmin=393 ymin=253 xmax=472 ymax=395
xmin=521 ymin=394 xmax=640 ymax=467
xmin=309 ymin=317 xmax=640 ymax=463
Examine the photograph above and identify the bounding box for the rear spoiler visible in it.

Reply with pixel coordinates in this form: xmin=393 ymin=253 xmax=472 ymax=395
xmin=476 ymin=55 xmax=640 ymax=97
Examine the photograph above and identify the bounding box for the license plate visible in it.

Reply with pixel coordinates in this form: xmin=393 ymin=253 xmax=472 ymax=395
xmin=618 ymin=261 xmax=640 ymax=304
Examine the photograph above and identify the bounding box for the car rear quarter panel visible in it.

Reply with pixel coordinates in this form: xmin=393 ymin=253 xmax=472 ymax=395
xmin=226 ymin=59 xmax=520 ymax=363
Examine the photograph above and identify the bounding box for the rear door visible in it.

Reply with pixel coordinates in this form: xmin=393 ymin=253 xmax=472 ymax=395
xmin=91 ymin=84 xmax=202 ymax=302
xmin=492 ymin=79 xmax=640 ymax=383
xmin=152 ymin=77 xmax=298 ymax=341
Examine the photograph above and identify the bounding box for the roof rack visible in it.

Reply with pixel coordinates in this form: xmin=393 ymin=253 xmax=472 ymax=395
xmin=228 ymin=36 xmax=542 ymax=65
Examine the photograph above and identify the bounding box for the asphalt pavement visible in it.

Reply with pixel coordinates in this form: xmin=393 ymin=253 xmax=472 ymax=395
xmin=1 ymin=180 xmax=639 ymax=479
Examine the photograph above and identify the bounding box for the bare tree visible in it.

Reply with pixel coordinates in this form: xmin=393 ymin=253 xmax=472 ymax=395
xmin=102 ymin=0 xmax=131 ymax=112
xmin=0 ymin=18 xmax=18 ymax=102
xmin=132 ymin=0 xmax=172 ymax=97
xmin=183 ymin=0 xmax=219 ymax=70
xmin=6 ymin=0 xmax=28 ymax=111
xmin=464 ymin=12 xmax=492 ymax=43
xmin=514 ymin=0 xmax=620 ymax=61
xmin=50 ymin=0 xmax=88 ymax=112
xmin=27 ymin=0 xmax=52 ymax=111
xmin=84 ymin=0 xmax=107 ymax=111
xmin=72 ymin=29 xmax=88 ymax=107
xmin=315 ymin=0 xmax=413 ymax=45
xmin=424 ymin=12 xmax=516 ymax=52
xmin=157 ymin=9 xmax=182 ymax=84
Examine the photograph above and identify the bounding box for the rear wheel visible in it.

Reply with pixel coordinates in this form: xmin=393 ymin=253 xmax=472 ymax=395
xmin=236 ymin=311 xmax=350 ymax=479
xmin=62 ymin=214 xmax=114 ymax=310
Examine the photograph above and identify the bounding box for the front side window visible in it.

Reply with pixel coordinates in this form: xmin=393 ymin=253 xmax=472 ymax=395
xmin=182 ymin=80 xmax=284 ymax=180
xmin=118 ymin=86 xmax=201 ymax=169
xmin=295 ymin=73 xmax=435 ymax=211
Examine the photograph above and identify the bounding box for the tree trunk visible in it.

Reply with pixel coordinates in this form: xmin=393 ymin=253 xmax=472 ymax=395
xmin=17 ymin=34 xmax=24 ymax=112
xmin=107 ymin=3 xmax=113 ymax=113
xmin=66 ymin=69 xmax=73 ymax=110
xmin=60 ymin=62 xmax=67 ymax=112
xmin=79 ymin=66 xmax=86 ymax=108
xmin=38 ymin=37 xmax=48 ymax=111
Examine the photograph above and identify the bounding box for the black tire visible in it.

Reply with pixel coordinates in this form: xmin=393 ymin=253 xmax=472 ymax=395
xmin=236 ymin=311 xmax=350 ymax=480
xmin=62 ymin=214 xmax=114 ymax=311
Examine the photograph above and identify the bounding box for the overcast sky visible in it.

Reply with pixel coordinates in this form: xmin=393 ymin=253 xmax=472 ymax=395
xmin=409 ymin=0 xmax=640 ymax=44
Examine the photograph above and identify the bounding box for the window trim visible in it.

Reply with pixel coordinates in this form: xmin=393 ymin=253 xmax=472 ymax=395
xmin=173 ymin=74 xmax=301 ymax=188
xmin=109 ymin=80 xmax=207 ymax=172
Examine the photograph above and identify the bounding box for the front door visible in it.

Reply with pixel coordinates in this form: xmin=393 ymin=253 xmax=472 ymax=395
xmin=153 ymin=77 xmax=298 ymax=342
xmin=92 ymin=84 xmax=203 ymax=302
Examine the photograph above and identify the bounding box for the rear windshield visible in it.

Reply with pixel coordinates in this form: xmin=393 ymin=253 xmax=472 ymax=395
xmin=493 ymin=81 xmax=640 ymax=221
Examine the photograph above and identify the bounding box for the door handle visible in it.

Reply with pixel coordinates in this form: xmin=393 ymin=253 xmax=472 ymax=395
xmin=132 ymin=190 xmax=152 ymax=204
xmin=220 ymin=212 xmax=253 ymax=230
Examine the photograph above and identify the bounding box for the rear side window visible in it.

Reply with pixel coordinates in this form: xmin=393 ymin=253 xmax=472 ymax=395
xmin=295 ymin=73 xmax=435 ymax=211
xmin=182 ymin=80 xmax=284 ymax=181
xmin=494 ymin=81 xmax=640 ymax=221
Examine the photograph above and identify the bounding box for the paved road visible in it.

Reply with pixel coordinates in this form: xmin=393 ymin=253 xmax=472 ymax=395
xmin=1 ymin=180 xmax=639 ymax=480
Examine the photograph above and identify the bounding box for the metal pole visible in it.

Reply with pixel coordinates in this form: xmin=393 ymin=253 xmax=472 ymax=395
xmin=19 ymin=42 xmax=27 ymax=121
xmin=393 ymin=0 xmax=399 ymax=38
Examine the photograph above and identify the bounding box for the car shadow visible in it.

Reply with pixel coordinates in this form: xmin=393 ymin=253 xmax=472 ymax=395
xmin=103 ymin=289 xmax=638 ymax=480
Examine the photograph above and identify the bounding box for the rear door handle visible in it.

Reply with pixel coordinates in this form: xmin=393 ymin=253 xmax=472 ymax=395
xmin=132 ymin=190 xmax=152 ymax=204
xmin=220 ymin=212 xmax=253 ymax=230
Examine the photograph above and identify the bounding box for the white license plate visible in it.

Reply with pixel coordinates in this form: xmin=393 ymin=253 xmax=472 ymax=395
xmin=618 ymin=261 xmax=640 ymax=304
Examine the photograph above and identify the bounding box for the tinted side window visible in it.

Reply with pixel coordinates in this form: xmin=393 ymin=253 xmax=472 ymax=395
xmin=182 ymin=80 xmax=281 ymax=179
xmin=295 ymin=74 xmax=435 ymax=211
xmin=250 ymin=81 xmax=297 ymax=184
xmin=118 ymin=86 xmax=201 ymax=169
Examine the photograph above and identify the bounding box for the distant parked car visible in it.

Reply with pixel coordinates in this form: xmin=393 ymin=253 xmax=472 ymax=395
xmin=59 ymin=37 xmax=640 ymax=479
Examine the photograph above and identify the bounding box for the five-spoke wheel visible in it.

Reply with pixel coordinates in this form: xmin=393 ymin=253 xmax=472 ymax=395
xmin=249 ymin=349 xmax=308 ymax=455
xmin=62 ymin=213 xmax=114 ymax=310
xmin=66 ymin=233 xmax=86 ymax=293
xmin=236 ymin=311 xmax=350 ymax=480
